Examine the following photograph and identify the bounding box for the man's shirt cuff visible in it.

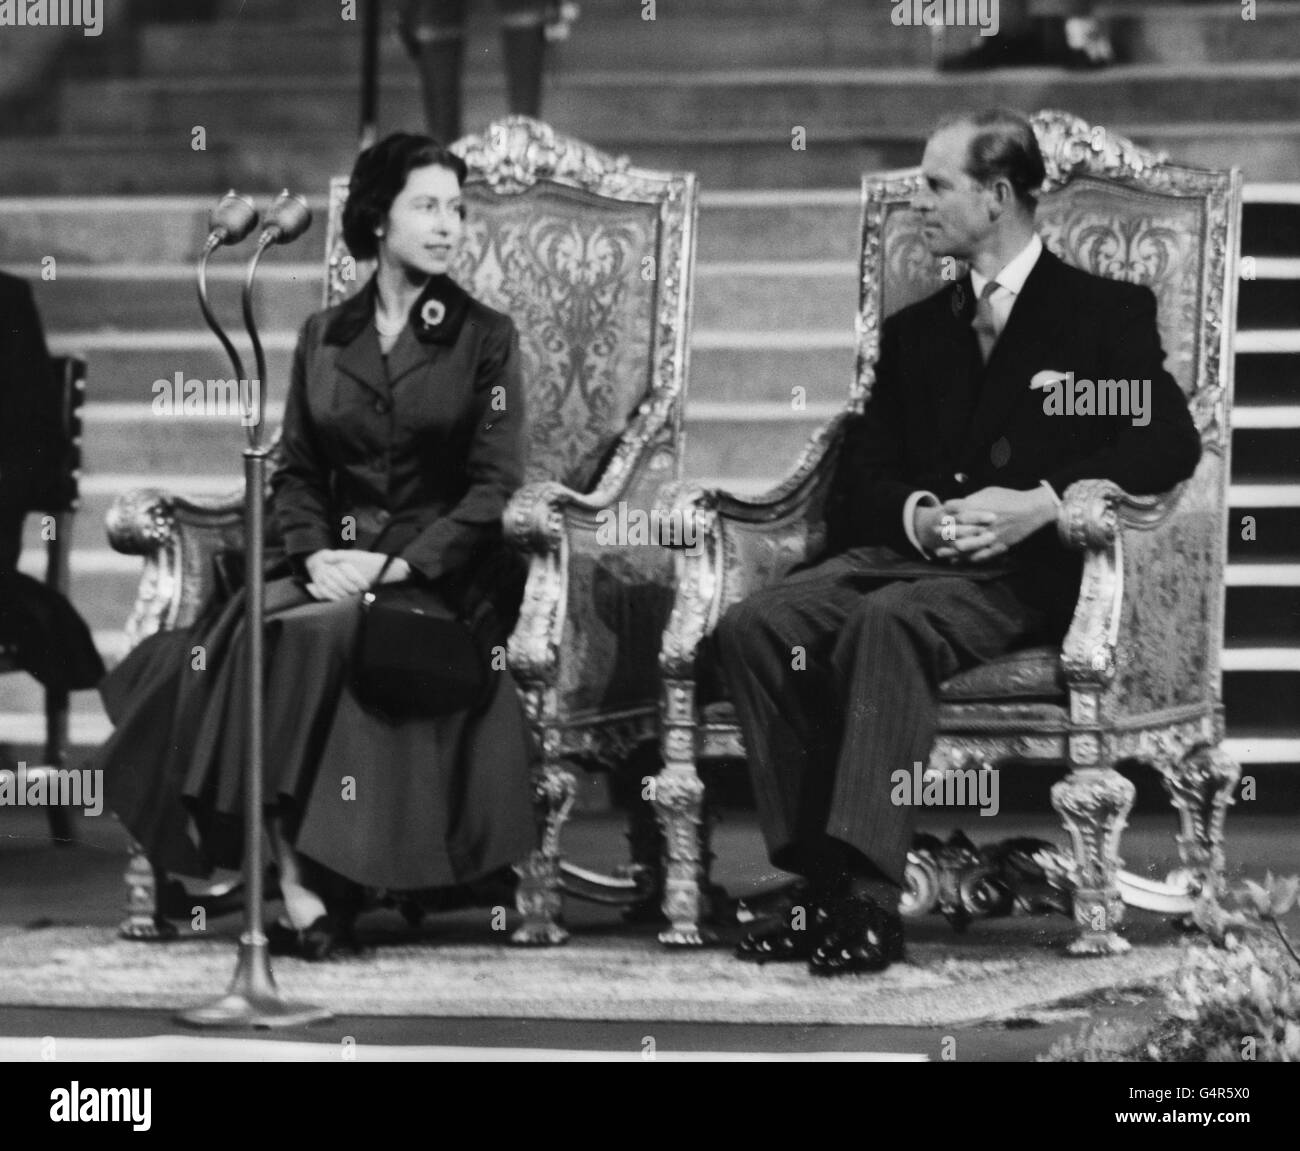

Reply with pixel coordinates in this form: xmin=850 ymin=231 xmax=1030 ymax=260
xmin=903 ymin=489 xmax=940 ymax=558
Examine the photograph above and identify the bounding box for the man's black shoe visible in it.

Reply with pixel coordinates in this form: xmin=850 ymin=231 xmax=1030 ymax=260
xmin=808 ymin=894 xmax=905 ymax=976
xmin=735 ymin=898 xmax=827 ymax=964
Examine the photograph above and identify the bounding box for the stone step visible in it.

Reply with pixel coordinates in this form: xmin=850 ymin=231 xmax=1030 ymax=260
xmin=22 ymin=260 xmax=861 ymax=337
xmin=39 ymin=338 xmax=858 ymax=408
xmin=1240 ymin=353 xmax=1300 ymax=403
xmin=1244 ymin=196 xmax=1300 ymax=257
xmin=201 ymin=0 xmax=1300 ymax=27
xmin=681 ymin=411 xmax=1300 ymax=485
xmin=1225 ymin=672 xmax=1300 ymax=731
xmin=27 ymin=265 xmax=325 ymax=338
xmin=134 ymin=5 xmax=1300 ymax=79
xmin=0 ymin=191 xmax=865 ymax=264
xmin=1104 ymin=3 xmax=1300 ymax=64
xmin=27 ymin=394 xmax=1297 ymax=483
xmin=17 ymin=258 xmax=1298 ymax=336
xmin=10 ymin=120 xmax=1300 ymax=194
xmin=206 ymin=0 xmax=886 ymax=23
xmin=138 ymin=10 xmax=938 ymax=75
xmin=59 ymin=68 xmax=1300 ymax=139
xmin=0 ymin=192 xmax=1291 ymax=274
xmin=37 ymin=327 xmax=1300 ymax=414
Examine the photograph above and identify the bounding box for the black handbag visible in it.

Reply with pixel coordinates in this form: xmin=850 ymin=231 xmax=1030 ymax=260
xmin=352 ymin=557 xmax=489 ymax=720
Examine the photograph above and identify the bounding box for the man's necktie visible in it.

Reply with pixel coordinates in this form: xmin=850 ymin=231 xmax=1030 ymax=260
xmin=972 ymin=280 xmax=1000 ymax=364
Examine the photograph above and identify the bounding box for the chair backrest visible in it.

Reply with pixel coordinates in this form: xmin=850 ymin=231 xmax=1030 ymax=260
xmin=323 ymin=117 xmax=697 ymax=495
xmin=28 ymin=354 xmax=86 ymax=515
xmin=857 ymin=109 xmax=1242 ymax=720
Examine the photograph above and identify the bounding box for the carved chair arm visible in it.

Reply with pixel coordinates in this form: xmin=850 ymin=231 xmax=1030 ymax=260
xmin=657 ymin=412 xmax=850 ymax=682
xmin=1055 ymin=476 xmax=1205 ymax=706
xmin=106 ymin=485 xmax=247 ymax=646
xmin=503 ymin=428 xmax=679 ymax=717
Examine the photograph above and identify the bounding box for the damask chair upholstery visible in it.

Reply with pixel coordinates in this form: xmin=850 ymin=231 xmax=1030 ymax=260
xmin=655 ymin=111 xmax=1242 ymax=952
xmin=1 ymin=354 xmax=87 ymax=843
xmin=107 ymin=118 xmax=697 ymax=943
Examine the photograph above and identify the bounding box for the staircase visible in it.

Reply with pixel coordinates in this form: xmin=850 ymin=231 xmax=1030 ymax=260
xmin=2 ymin=0 xmax=1297 ymax=788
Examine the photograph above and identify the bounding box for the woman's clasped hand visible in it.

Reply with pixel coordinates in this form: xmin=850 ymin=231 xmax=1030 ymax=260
xmin=302 ymin=549 xmax=411 ymax=600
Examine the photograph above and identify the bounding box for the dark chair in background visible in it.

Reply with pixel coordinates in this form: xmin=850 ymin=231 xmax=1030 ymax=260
xmin=0 ymin=353 xmax=88 ymax=843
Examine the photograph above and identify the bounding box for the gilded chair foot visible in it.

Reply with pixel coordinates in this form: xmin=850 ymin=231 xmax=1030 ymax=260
xmin=510 ymin=921 xmax=569 ymax=946
xmin=1065 ymin=931 xmax=1132 ymax=957
xmin=118 ymin=916 xmax=178 ymax=942
xmin=657 ymin=925 xmax=709 ymax=947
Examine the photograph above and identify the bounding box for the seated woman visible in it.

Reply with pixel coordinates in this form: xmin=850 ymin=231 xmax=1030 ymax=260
xmin=98 ymin=133 xmax=536 ymax=959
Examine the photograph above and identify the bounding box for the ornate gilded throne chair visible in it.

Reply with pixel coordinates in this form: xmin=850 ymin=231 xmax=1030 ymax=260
xmin=108 ymin=118 xmax=698 ymax=943
xmin=654 ymin=111 xmax=1242 ymax=952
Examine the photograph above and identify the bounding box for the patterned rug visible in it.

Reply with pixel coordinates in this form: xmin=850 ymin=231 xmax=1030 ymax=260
xmin=0 ymin=922 xmax=1184 ymax=1025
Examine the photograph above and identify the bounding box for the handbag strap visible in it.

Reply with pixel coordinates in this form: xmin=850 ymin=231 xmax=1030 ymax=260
xmin=370 ymin=554 xmax=398 ymax=590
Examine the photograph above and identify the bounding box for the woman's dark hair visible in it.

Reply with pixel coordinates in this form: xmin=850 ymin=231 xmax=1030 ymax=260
xmin=341 ymin=132 xmax=470 ymax=260
xmin=936 ymin=108 xmax=1047 ymax=210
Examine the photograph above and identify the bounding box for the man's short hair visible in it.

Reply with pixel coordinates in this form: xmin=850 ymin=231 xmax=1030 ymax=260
xmin=935 ymin=108 xmax=1047 ymax=210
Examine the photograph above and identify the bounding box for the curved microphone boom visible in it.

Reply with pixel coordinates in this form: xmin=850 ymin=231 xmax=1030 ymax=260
xmin=179 ymin=187 xmax=328 ymax=1030
xmin=241 ymin=190 xmax=313 ymax=441
xmin=197 ymin=190 xmax=259 ymax=384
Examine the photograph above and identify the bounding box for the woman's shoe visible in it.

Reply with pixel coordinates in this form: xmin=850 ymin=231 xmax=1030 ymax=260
xmin=266 ymin=913 xmax=357 ymax=961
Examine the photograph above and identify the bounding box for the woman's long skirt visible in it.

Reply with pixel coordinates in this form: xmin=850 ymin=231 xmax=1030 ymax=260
xmin=98 ymin=576 xmax=537 ymax=891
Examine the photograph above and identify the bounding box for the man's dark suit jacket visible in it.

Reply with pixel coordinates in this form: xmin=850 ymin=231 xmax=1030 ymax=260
xmin=825 ymin=246 xmax=1203 ymax=628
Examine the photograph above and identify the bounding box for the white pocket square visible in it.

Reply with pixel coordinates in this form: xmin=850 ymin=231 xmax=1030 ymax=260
xmin=1029 ymin=369 xmax=1071 ymax=391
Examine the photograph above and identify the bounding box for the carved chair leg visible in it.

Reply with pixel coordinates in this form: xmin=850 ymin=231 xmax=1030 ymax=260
xmin=511 ymin=759 xmax=576 ymax=946
xmin=650 ymin=761 xmax=708 ymax=946
xmin=618 ymin=744 xmax=667 ymax=924
xmin=697 ymin=768 xmax=734 ymax=923
xmin=1051 ymin=766 xmax=1135 ymax=955
xmin=119 ymin=838 xmax=177 ymax=941
xmin=1157 ymin=744 xmax=1240 ymax=903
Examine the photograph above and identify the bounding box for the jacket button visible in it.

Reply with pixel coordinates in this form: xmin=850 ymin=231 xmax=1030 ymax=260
xmin=373 ymin=398 xmax=390 ymax=414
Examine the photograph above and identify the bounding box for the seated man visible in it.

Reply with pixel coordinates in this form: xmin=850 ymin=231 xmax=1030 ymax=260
xmin=712 ymin=108 xmax=1201 ymax=977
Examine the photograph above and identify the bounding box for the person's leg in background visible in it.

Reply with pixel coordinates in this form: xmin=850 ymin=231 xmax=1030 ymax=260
xmin=0 ymin=507 xmax=23 ymax=574
xmin=401 ymin=0 xmax=469 ymax=143
xmin=1052 ymin=0 xmax=1115 ymax=66
xmin=940 ymin=0 xmax=1113 ymax=71
xmin=496 ymin=0 xmax=549 ymax=120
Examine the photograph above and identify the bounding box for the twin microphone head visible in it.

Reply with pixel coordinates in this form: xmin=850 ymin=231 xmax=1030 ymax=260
xmin=206 ymin=188 xmax=313 ymax=250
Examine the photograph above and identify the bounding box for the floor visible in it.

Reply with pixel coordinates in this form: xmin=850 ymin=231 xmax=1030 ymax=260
xmin=1 ymin=798 xmax=1296 ymax=1061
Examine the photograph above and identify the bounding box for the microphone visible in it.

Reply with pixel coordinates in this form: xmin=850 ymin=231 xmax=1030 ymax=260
xmin=197 ymin=191 xmax=258 ymax=383
xmin=240 ymin=190 xmax=313 ymax=438
xmin=257 ymin=189 xmax=312 ymax=248
xmin=205 ymin=190 xmax=259 ymax=253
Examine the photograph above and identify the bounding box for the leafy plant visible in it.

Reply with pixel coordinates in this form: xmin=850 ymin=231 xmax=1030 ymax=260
xmin=1042 ymin=873 xmax=1300 ymax=1062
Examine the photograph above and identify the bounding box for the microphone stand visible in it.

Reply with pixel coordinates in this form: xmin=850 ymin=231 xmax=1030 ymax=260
xmin=179 ymin=191 xmax=330 ymax=1030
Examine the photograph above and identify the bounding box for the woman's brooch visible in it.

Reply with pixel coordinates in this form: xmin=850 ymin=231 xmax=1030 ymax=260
xmin=420 ymin=298 xmax=447 ymax=329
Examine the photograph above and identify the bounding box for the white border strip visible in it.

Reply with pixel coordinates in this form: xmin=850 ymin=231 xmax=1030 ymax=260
xmin=0 ymin=1035 xmax=925 ymax=1062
